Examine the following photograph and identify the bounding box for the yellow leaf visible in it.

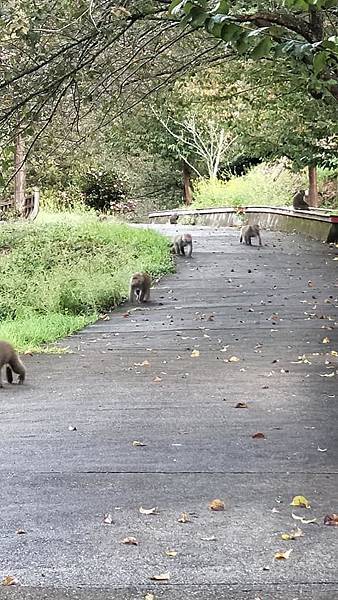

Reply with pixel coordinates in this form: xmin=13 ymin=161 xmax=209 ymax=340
xmin=290 ymin=495 xmax=311 ymax=509
xmin=165 ymin=549 xmax=177 ymax=557
xmin=139 ymin=506 xmax=158 ymax=515
xmin=134 ymin=360 xmax=150 ymax=366
xmin=333 ymin=257 xmax=338 ymax=261
xmin=120 ymin=536 xmax=138 ymax=545
xmin=132 ymin=440 xmax=146 ymax=447
xmin=153 ymin=376 xmax=162 ymax=383
xmin=1 ymin=576 xmax=17 ymax=586
xmin=208 ymin=498 xmax=225 ymax=511
xmin=274 ymin=549 xmax=292 ymax=560
xmin=191 ymin=349 xmax=200 ymax=357
xmin=144 ymin=594 xmax=156 ymax=600
xmin=322 ymin=337 xmax=330 ymax=344
xmin=149 ymin=572 xmax=170 ymax=582
xmin=331 ymin=350 xmax=338 ymax=357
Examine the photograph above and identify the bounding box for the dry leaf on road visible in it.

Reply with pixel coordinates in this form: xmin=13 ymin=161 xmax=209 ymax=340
xmin=292 ymin=513 xmax=317 ymax=525
xmin=120 ymin=537 xmax=138 ymax=545
xmin=275 ymin=549 xmax=292 ymax=560
xmin=149 ymin=572 xmax=170 ymax=582
xmin=322 ymin=337 xmax=330 ymax=344
xmin=144 ymin=594 xmax=156 ymax=600
xmin=209 ymin=499 xmax=225 ymax=511
xmin=132 ymin=440 xmax=147 ymax=447
xmin=252 ymin=432 xmax=265 ymax=439
xmin=324 ymin=514 xmax=338 ymax=526
xmin=191 ymin=349 xmax=200 ymax=357
xmin=178 ymin=512 xmax=191 ymax=523
xmin=140 ymin=506 xmax=158 ymax=515
xmin=235 ymin=402 xmax=248 ymax=408
xmin=290 ymin=495 xmax=311 ymax=509
xmin=103 ymin=513 xmax=114 ymax=524
xmin=165 ymin=549 xmax=177 ymax=557
xmin=15 ymin=529 xmax=26 ymax=535
xmin=281 ymin=527 xmax=304 ymax=540
xmin=229 ymin=356 xmax=240 ymax=362
xmin=1 ymin=576 xmax=17 ymax=586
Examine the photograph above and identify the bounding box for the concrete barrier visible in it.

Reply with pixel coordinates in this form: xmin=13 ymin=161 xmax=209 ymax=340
xmin=149 ymin=206 xmax=338 ymax=243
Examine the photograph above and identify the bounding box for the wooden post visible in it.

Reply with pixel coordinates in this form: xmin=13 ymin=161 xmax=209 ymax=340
xmin=307 ymin=165 xmax=318 ymax=207
xmin=14 ymin=133 xmax=26 ymax=212
xmin=182 ymin=160 xmax=193 ymax=205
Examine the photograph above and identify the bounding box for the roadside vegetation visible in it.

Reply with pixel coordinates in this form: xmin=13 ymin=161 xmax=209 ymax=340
xmin=0 ymin=220 xmax=173 ymax=352
xmin=190 ymin=164 xmax=338 ymax=210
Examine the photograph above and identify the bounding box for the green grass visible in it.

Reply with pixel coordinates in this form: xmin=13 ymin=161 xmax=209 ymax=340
xmin=0 ymin=219 xmax=173 ymax=352
xmin=190 ymin=163 xmax=306 ymax=209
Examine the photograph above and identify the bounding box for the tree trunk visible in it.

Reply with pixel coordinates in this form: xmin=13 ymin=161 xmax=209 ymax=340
xmin=307 ymin=165 xmax=318 ymax=207
xmin=14 ymin=133 xmax=26 ymax=213
xmin=182 ymin=160 xmax=193 ymax=205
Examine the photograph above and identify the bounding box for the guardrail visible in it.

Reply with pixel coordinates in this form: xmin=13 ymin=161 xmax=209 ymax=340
xmin=149 ymin=206 xmax=338 ymax=243
xmin=0 ymin=188 xmax=40 ymax=221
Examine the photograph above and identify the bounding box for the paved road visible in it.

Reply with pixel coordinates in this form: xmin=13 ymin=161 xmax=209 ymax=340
xmin=1 ymin=225 xmax=337 ymax=599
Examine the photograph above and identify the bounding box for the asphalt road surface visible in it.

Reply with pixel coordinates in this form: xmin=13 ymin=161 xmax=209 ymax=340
xmin=1 ymin=225 xmax=337 ymax=600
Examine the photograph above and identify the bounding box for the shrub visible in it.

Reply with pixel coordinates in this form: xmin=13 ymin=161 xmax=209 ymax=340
xmin=81 ymin=170 xmax=135 ymax=214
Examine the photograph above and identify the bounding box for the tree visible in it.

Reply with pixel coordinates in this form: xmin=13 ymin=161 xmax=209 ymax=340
xmin=169 ymin=0 xmax=338 ymax=102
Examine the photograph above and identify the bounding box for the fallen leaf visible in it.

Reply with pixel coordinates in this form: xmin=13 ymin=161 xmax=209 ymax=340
xmin=292 ymin=513 xmax=317 ymax=524
xmin=235 ymin=402 xmax=248 ymax=409
xmin=331 ymin=350 xmax=338 ymax=357
xmin=165 ymin=549 xmax=177 ymax=557
xmin=134 ymin=360 xmax=150 ymax=367
xmin=191 ymin=349 xmax=200 ymax=357
xmin=281 ymin=527 xmax=304 ymax=540
xmin=324 ymin=514 xmax=338 ymax=526
xmin=200 ymin=535 xmax=217 ymax=541
xmin=207 ymin=315 xmax=214 ymax=321
xmin=229 ymin=355 xmax=240 ymax=362
xmin=320 ymin=372 xmax=335 ymax=377
xmin=103 ymin=513 xmax=114 ymax=524
xmin=149 ymin=572 xmax=170 ymax=582
xmin=68 ymin=425 xmax=77 ymax=431
xmin=274 ymin=549 xmax=292 ymax=560
xmin=317 ymin=447 xmax=327 ymax=452
xmin=15 ymin=529 xmax=26 ymax=535
xmin=290 ymin=495 xmax=311 ymax=509
xmin=140 ymin=506 xmax=158 ymax=515
xmin=307 ymin=281 xmax=313 ymax=287
xmin=178 ymin=512 xmax=191 ymax=523
xmin=132 ymin=440 xmax=147 ymax=447
xmin=209 ymin=499 xmax=225 ymax=511
xmin=120 ymin=536 xmax=138 ymax=545
xmin=122 ymin=312 xmax=130 ymax=318
xmin=153 ymin=376 xmax=162 ymax=383
xmin=322 ymin=337 xmax=330 ymax=344
xmin=252 ymin=432 xmax=265 ymax=439
xmin=144 ymin=594 xmax=156 ymax=600
xmin=1 ymin=576 xmax=17 ymax=586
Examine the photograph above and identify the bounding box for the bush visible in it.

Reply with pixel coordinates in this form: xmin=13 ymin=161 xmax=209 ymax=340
xmin=0 ymin=220 xmax=173 ymax=350
xmin=191 ymin=163 xmax=307 ymax=208
xmin=81 ymin=170 xmax=135 ymax=214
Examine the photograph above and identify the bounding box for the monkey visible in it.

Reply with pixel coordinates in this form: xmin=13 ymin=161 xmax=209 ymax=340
xmin=169 ymin=213 xmax=179 ymax=225
xmin=173 ymin=233 xmax=193 ymax=257
xmin=292 ymin=190 xmax=310 ymax=210
xmin=0 ymin=341 xmax=26 ymax=387
xmin=239 ymin=224 xmax=262 ymax=246
xmin=129 ymin=272 xmax=151 ymax=304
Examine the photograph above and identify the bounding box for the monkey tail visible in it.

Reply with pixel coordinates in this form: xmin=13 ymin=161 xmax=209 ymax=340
xmin=239 ymin=234 xmax=243 ymax=243
xmin=6 ymin=366 xmax=13 ymax=384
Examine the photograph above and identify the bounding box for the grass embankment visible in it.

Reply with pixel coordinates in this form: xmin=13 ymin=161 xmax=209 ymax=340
xmin=0 ymin=219 xmax=172 ymax=352
xmin=190 ymin=163 xmax=337 ymax=210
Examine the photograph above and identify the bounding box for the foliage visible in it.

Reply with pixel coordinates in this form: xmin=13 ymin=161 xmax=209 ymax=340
xmin=0 ymin=219 xmax=173 ymax=351
xmin=81 ymin=170 xmax=134 ymax=214
xmin=191 ymin=163 xmax=307 ymax=208
xmin=169 ymin=0 xmax=338 ymax=102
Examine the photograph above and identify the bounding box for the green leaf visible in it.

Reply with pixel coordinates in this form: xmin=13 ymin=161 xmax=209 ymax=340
xmin=247 ymin=27 xmax=271 ymax=38
xmin=189 ymin=6 xmax=208 ymax=27
xmin=221 ymin=23 xmax=243 ymax=42
xmin=313 ymin=51 xmax=328 ymax=75
xmin=213 ymin=0 xmax=229 ymax=12
xmin=251 ymin=37 xmax=273 ymax=59
xmin=169 ymin=0 xmax=185 ymax=16
xmin=236 ymin=33 xmax=250 ymax=54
